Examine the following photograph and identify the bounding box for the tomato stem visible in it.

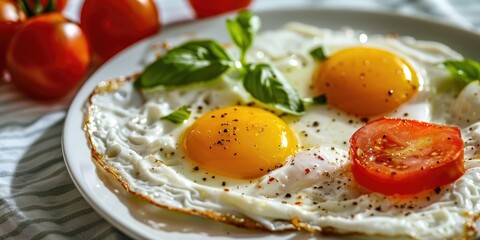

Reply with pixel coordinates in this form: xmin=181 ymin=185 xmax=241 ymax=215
xmin=44 ymin=0 xmax=57 ymax=12
xmin=34 ymin=0 xmax=41 ymax=13
xmin=18 ymin=0 xmax=58 ymax=17
xmin=18 ymin=0 xmax=35 ymax=17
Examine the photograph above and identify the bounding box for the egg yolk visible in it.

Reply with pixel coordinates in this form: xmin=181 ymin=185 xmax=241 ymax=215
xmin=314 ymin=47 xmax=419 ymax=116
xmin=182 ymin=106 xmax=298 ymax=179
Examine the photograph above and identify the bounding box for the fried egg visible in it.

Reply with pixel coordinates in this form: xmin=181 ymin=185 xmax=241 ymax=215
xmin=85 ymin=23 xmax=480 ymax=239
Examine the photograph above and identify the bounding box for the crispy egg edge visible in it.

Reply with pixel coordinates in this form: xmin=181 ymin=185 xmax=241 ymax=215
xmin=83 ymin=75 xmax=479 ymax=239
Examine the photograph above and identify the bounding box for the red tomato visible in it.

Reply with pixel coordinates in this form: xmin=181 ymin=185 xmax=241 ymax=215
xmin=349 ymin=117 xmax=464 ymax=195
xmin=0 ymin=0 xmax=25 ymax=78
xmin=189 ymin=0 xmax=253 ymax=18
xmin=80 ymin=0 xmax=160 ymax=64
xmin=6 ymin=13 xmax=91 ymax=99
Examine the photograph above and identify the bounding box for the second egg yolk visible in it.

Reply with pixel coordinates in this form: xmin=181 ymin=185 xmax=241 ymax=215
xmin=182 ymin=106 xmax=298 ymax=179
xmin=314 ymin=47 xmax=419 ymax=116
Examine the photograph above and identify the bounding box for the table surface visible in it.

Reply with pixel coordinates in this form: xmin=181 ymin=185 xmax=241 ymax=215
xmin=1 ymin=0 xmax=480 ymax=239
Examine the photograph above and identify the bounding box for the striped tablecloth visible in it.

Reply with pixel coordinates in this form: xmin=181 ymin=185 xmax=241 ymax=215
xmin=1 ymin=0 xmax=479 ymax=239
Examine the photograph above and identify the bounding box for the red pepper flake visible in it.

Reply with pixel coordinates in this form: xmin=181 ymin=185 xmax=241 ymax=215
xmin=224 ymin=189 xmax=229 ymax=192
xmin=295 ymin=202 xmax=301 ymax=205
xmin=305 ymin=168 xmax=311 ymax=174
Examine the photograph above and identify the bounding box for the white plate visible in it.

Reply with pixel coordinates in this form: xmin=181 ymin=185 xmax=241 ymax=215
xmin=62 ymin=7 xmax=480 ymax=240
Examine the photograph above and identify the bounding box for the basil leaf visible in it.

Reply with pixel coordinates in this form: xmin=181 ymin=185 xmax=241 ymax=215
xmin=134 ymin=40 xmax=233 ymax=89
xmin=443 ymin=59 xmax=480 ymax=84
xmin=161 ymin=106 xmax=191 ymax=124
xmin=226 ymin=11 xmax=260 ymax=64
xmin=244 ymin=63 xmax=305 ymax=115
xmin=309 ymin=46 xmax=327 ymax=61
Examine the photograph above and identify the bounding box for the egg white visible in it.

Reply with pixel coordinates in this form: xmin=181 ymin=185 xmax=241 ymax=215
xmin=86 ymin=23 xmax=480 ymax=239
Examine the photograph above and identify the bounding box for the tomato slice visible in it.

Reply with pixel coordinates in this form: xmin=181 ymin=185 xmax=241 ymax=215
xmin=349 ymin=117 xmax=464 ymax=195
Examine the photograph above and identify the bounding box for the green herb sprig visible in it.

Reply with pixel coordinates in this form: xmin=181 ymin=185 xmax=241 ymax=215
xmin=443 ymin=59 xmax=480 ymax=84
xmin=134 ymin=40 xmax=232 ymax=89
xmin=226 ymin=11 xmax=260 ymax=66
xmin=161 ymin=106 xmax=191 ymax=124
xmin=309 ymin=46 xmax=327 ymax=61
xmin=135 ymin=11 xmax=305 ymax=115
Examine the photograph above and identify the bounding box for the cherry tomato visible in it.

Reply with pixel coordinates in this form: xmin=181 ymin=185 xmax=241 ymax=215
xmin=349 ymin=117 xmax=464 ymax=195
xmin=80 ymin=0 xmax=160 ymax=64
xmin=189 ymin=0 xmax=253 ymax=18
xmin=0 ymin=0 xmax=25 ymax=78
xmin=6 ymin=13 xmax=91 ymax=99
